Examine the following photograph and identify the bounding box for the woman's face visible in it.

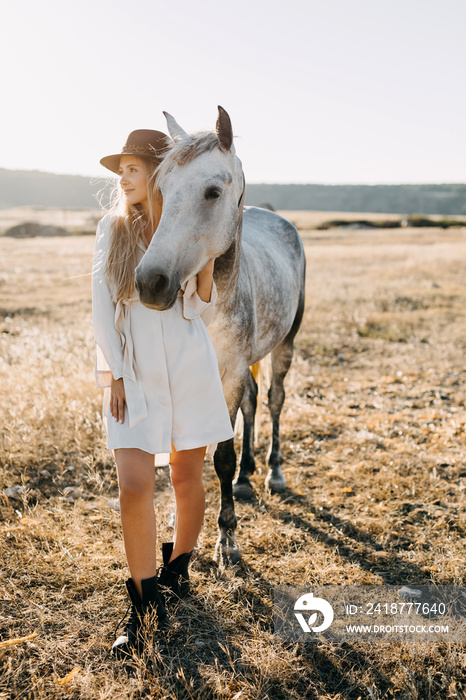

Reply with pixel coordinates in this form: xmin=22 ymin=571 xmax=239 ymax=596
xmin=118 ymin=155 xmax=149 ymax=208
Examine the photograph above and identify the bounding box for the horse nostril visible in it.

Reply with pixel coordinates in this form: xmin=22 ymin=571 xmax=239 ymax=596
xmin=135 ymin=268 xmax=176 ymax=306
xmin=135 ymin=271 xmax=169 ymax=299
xmin=149 ymin=274 xmax=170 ymax=298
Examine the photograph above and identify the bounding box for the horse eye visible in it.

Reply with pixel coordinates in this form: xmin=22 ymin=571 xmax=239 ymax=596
xmin=204 ymin=186 xmax=222 ymax=200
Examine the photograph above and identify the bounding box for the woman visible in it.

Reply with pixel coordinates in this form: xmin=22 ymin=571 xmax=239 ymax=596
xmin=93 ymin=129 xmax=234 ymax=657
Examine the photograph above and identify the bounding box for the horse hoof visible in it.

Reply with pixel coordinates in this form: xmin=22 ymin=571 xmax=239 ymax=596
xmin=233 ymin=479 xmax=254 ymax=500
xmin=213 ymin=547 xmax=242 ymax=566
xmin=213 ymin=533 xmax=242 ymax=566
xmin=265 ymin=471 xmax=287 ymax=493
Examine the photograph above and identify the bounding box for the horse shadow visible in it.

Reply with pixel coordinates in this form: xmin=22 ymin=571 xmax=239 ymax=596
xmin=257 ymin=486 xmax=434 ymax=585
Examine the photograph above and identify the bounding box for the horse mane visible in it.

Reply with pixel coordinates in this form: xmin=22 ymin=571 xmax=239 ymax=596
xmin=155 ymin=132 xmax=220 ymax=186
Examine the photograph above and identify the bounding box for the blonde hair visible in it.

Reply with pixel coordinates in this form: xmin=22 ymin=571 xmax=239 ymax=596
xmin=105 ymin=157 xmax=162 ymax=303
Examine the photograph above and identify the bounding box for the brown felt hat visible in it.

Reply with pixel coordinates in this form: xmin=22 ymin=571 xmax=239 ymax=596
xmin=100 ymin=129 xmax=169 ymax=174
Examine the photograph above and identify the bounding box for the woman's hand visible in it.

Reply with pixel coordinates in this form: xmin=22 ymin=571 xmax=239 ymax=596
xmin=110 ymin=377 xmax=126 ymax=424
xmin=197 ymin=259 xmax=214 ymax=302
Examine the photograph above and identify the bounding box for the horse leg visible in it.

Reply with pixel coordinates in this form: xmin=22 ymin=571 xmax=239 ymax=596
xmin=265 ymin=286 xmax=305 ymax=493
xmin=233 ymin=370 xmax=257 ymax=500
xmin=264 ymin=342 xmax=290 ymax=493
xmin=213 ymin=438 xmax=241 ymax=564
xmin=213 ymin=370 xmax=248 ymax=565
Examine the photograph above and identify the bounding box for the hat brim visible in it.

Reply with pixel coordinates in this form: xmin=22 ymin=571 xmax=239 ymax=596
xmin=100 ymin=152 xmax=162 ymax=175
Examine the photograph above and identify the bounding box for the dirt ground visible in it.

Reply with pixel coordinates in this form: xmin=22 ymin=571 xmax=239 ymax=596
xmin=0 ymin=219 xmax=465 ymax=699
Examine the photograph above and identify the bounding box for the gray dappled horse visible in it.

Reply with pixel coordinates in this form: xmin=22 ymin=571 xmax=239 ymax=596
xmin=135 ymin=107 xmax=306 ymax=564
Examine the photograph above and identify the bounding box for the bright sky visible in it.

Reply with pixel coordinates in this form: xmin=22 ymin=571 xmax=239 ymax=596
xmin=1 ymin=0 xmax=465 ymax=184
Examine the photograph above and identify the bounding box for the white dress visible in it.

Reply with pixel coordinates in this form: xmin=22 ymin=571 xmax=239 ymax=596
xmin=92 ymin=214 xmax=234 ymax=465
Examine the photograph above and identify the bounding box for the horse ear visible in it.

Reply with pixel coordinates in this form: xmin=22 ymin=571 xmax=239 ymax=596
xmin=216 ymin=106 xmax=233 ymax=152
xmin=163 ymin=111 xmax=187 ymax=141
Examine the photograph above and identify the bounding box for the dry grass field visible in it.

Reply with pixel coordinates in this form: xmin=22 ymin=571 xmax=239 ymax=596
xmin=1 ymin=214 xmax=465 ymax=699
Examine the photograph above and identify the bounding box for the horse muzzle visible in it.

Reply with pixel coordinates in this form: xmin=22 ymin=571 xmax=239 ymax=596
xmin=134 ymin=267 xmax=180 ymax=310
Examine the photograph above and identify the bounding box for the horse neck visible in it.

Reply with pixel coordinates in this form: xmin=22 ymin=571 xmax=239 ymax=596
xmin=213 ymin=207 xmax=243 ymax=304
xmin=213 ymin=166 xmax=245 ymax=304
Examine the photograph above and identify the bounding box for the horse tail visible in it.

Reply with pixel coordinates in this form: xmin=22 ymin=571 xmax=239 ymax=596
xmin=250 ymin=362 xmax=262 ymax=444
xmin=234 ymin=356 xmax=271 ymax=444
xmin=251 ymin=355 xmax=271 ymax=444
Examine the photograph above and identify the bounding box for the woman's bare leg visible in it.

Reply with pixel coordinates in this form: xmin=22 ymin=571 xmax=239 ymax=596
xmin=114 ymin=448 xmax=156 ymax=597
xmin=169 ymin=445 xmax=206 ymax=561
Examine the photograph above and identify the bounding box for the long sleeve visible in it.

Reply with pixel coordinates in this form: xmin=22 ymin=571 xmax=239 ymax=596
xmin=182 ymin=276 xmax=218 ymax=327
xmin=92 ymin=216 xmax=124 ymax=387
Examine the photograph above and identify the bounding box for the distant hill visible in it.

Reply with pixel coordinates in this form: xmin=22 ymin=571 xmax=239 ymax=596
xmin=0 ymin=168 xmax=111 ymax=210
xmin=0 ymin=168 xmax=465 ymax=215
xmin=244 ymin=183 xmax=466 ymax=215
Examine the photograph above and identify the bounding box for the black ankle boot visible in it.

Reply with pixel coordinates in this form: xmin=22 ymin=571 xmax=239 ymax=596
xmin=112 ymin=575 xmax=168 ymax=658
xmin=158 ymin=542 xmax=193 ymax=600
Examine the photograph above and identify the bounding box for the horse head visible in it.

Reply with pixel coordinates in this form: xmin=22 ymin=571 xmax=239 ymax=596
xmin=135 ymin=106 xmax=244 ymax=310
